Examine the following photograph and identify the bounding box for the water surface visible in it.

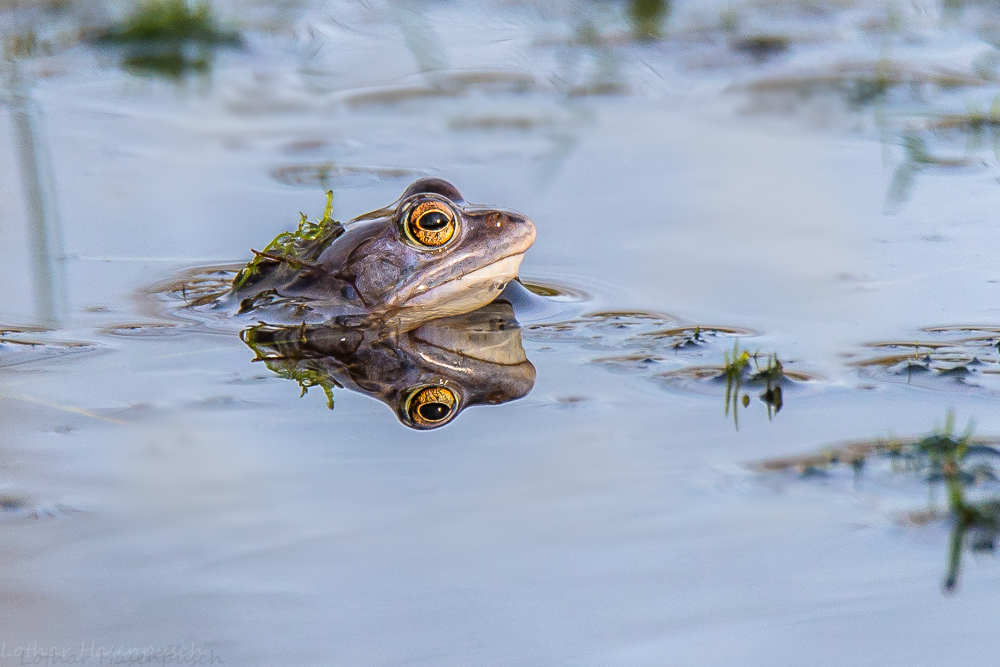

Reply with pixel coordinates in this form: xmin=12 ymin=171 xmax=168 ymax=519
xmin=3 ymin=1 xmax=1000 ymax=664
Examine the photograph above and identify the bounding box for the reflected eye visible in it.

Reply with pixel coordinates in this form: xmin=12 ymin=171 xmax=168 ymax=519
xmin=405 ymin=201 xmax=457 ymax=248
xmin=407 ymin=386 xmax=458 ymax=427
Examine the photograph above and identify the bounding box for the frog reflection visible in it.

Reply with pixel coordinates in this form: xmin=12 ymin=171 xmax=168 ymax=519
xmin=241 ymin=302 xmax=535 ymax=429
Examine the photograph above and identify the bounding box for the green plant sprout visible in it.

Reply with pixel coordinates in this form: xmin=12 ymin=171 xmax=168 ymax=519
xmin=723 ymin=343 xmax=789 ymax=429
xmin=723 ymin=340 xmax=751 ymax=429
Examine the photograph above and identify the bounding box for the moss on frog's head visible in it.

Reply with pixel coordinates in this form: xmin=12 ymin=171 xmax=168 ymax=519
xmin=232 ymin=191 xmax=345 ymax=293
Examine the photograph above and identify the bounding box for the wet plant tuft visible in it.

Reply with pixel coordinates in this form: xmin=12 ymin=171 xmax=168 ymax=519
xmin=95 ymin=0 xmax=239 ymax=45
xmin=854 ymin=326 xmax=1000 ymax=392
xmin=92 ymin=0 xmax=240 ymax=79
xmin=754 ymin=412 xmax=1000 ymax=592
xmin=628 ymin=0 xmax=670 ymax=41
xmin=722 ymin=343 xmax=790 ymax=429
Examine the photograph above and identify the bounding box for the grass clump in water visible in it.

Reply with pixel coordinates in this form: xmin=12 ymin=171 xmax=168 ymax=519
xmin=629 ymin=0 xmax=670 ymax=41
xmin=723 ymin=341 xmax=751 ymax=428
xmin=754 ymin=411 xmax=1000 ymax=592
xmin=93 ymin=0 xmax=240 ymax=78
xmin=96 ymin=0 xmax=239 ymax=45
xmin=723 ymin=343 xmax=790 ymax=428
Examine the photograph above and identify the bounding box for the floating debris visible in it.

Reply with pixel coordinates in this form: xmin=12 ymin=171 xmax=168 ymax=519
xmin=730 ymin=35 xmax=790 ymax=62
xmin=853 ymin=326 xmax=1000 ymax=392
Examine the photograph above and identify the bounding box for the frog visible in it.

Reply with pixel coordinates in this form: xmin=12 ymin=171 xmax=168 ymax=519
xmin=224 ymin=178 xmax=536 ymax=329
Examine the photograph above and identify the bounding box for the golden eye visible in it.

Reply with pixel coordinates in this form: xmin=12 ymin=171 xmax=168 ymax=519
xmin=407 ymin=385 xmax=457 ymax=427
xmin=405 ymin=201 xmax=456 ymax=247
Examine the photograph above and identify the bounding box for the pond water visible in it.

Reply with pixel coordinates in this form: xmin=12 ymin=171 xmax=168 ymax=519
xmin=3 ymin=0 xmax=1000 ymax=664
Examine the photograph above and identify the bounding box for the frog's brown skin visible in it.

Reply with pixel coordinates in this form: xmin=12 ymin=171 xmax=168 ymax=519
xmin=242 ymin=301 xmax=536 ymax=430
xmin=228 ymin=179 xmax=536 ymax=329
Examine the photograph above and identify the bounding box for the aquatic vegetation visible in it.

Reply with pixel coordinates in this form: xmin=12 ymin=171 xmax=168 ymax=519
xmin=721 ymin=344 xmax=789 ymax=428
xmin=242 ymin=325 xmax=340 ymax=410
xmin=753 ymin=354 xmax=785 ymax=419
xmin=723 ymin=341 xmax=751 ymax=427
xmin=231 ymin=190 xmax=344 ymax=294
xmin=150 ymin=193 xmax=345 ymax=316
xmin=753 ymin=413 xmax=1000 ymax=592
xmin=885 ymin=133 xmax=979 ymax=210
xmin=95 ymin=0 xmax=239 ymax=45
xmin=628 ymin=0 xmax=671 ymax=41
xmin=92 ymin=0 xmax=240 ymax=79
xmin=852 ymin=325 xmax=1000 ymax=392
xmin=527 ymin=314 xmax=805 ymax=419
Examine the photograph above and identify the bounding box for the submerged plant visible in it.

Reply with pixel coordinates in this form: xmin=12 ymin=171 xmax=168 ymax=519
xmin=752 ymin=354 xmax=784 ymax=419
xmin=886 ymin=133 xmax=976 ymax=211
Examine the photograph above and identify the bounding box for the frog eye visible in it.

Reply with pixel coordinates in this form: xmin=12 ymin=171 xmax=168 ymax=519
xmin=406 ymin=385 xmax=458 ymax=427
xmin=405 ymin=201 xmax=457 ymax=248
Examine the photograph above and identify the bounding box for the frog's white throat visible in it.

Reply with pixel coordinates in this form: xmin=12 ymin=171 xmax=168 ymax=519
xmin=400 ymin=252 xmax=526 ymax=319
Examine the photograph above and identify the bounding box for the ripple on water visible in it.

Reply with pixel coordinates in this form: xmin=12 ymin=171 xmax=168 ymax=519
xmin=146 ymin=264 xmax=240 ymax=326
xmin=519 ymin=279 xmax=589 ymax=302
